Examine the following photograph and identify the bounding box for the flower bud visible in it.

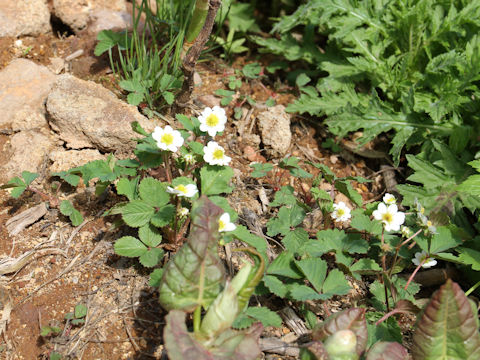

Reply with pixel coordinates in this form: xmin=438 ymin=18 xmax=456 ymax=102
xmin=324 ymin=330 xmax=357 ymax=356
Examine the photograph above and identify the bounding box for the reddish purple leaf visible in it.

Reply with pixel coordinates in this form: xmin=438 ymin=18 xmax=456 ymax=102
xmin=164 ymin=310 xmax=263 ymax=360
xmin=312 ymin=308 xmax=368 ymax=356
xmin=411 ymin=280 xmax=480 ymax=359
xmin=366 ymin=342 xmax=409 ymax=360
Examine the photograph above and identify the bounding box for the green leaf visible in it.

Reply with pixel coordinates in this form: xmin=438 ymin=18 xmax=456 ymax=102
xmin=139 ymin=248 xmax=164 ymax=267
xmin=289 ymin=283 xmax=327 ymax=301
xmin=163 ymin=91 xmax=174 ymax=105
xmin=158 ymin=197 xmax=225 ymax=311
xmin=283 ymin=228 xmax=309 ymax=253
xmin=200 ymin=165 xmax=234 ymax=196
xmin=242 ymin=62 xmax=262 ymax=79
xmin=114 ymin=236 xmax=147 ymax=257
xmin=350 ymin=259 xmax=381 ymax=275
xmin=50 ymin=352 xmax=62 ymax=360
xmin=52 ymin=171 xmax=81 ymax=187
xmin=150 ymin=204 xmax=175 ymax=227
xmin=9 ymin=185 xmax=27 ymax=199
xmin=295 ymin=258 xmax=327 ymax=293
xmin=127 ymin=92 xmax=144 ymax=106
xmin=412 ymin=280 xmax=480 ymax=359
xmin=244 ymin=307 xmax=282 ymax=328
xmin=322 ymin=269 xmax=351 ymax=297
xmin=116 ymin=177 xmax=138 ymax=201
xmin=138 ymin=224 xmax=163 ymax=247
xmin=74 ymin=304 xmax=88 ymax=319
xmin=121 ymin=200 xmax=155 ymax=227
xmin=250 ymin=163 xmax=274 ymax=178
xmin=149 ymin=268 xmax=164 ymax=287
xmin=266 ymin=205 xmax=306 ymax=236
xmin=270 ymin=186 xmax=297 ymax=207
xmin=263 ymin=275 xmax=288 ymax=298
xmin=21 ymin=171 xmax=38 ymax=186
xmin=40 ymin=326 xmax=62 ymax=337
xmin=59 ymin=200 xmax=84 ymax=226
xmin=208 ymin=196 xmax=238 ymax=222
xmin=335 ymin=180 xmax=362 ymax=206
xmin=231 ymin=225 xmax=268 ymax=260
xmin=458 ymin=175 xmax=480 ymax=196
xmin=458 ymin=247 xmax=480 ymax=271
xmin=429 ymin=226 xmax=463 ymax=254
xmin=267 ymin=251 xmax=303 ymax=279
xmin=94 ymin=30 xmax=128 ymax=56
xmin=138 ymin=178 xmax=170 ymax=207
xmin=406 ymin=154 xmax=452 ymax=189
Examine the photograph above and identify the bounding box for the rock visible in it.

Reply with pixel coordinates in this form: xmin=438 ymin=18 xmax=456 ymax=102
xmin=0 ymin=59 xmax=56 ymax=131
xmin=0 ymin=129 xmax=54 ymax=183
xmin=88 ymin=9 xmax=132 ymax=34
xmin=195 ymin=95 xmax=221 ymax=108
xmin=53 ymin=0 xmax=127 ymax=33
xmin=0 ymin=0 xmax=50 ymax=37
xmin=48 ymin=57 xmax=66 ymax=75
xmin=49 ymin=149 xmax=105 ymax=173
xmin=46 ymin=74 xmax=156 ymax=152
xmin=257 ymin=105 xmax=291 ymax=157
xmin=134 ymin=0 xmax=157 ymax=14
xmin=193 ymin=72 xmax=202 ymax=86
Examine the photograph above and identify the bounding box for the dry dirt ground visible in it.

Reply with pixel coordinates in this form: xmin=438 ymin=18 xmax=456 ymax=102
xmin=0 ymin=17 xmax=394 ymax=360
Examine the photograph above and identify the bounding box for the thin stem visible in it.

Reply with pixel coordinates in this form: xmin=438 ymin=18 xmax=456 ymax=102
xmin=380 ymin=228 xmax=390 ymax=312
xmin=405 ymin=260 xmax=425 ymax=291
xmin=163 ymin=153 xmax=173 ymax=183
xmin=465 ymin=280 xmax=480 ymax=297
xmin=193 ymin=306 xmax=201 ymax=333
xmin=173 ymin=197 xmax=180 ymax=243
xmin=388 ymin=229 xmax=422 ymax=277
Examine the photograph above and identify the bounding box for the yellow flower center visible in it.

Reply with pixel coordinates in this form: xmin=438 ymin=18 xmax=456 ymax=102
xmin=427 ymin=220 xmax=432 ymax=227
xmin=175 ymin=184 xmax=187 ymax=194
xmin=213 ymin=149 xmax=224 ymax=160
xmin=337 ymin=208 xmax=345 ymax=217
xmin=206 ymin=114 xmax=219 ymax=127
xmin=382 ymin=213 xmax=393 ymax=223
xmin=420 ymin=207 xmax=425 ymax=214
xmin=218 ymin=220 xmax=225 ymax=231
xmin=161 ymin=133 xmax=174 ymax=145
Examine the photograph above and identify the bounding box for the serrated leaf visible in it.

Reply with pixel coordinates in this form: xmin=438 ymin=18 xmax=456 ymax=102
xmin=74 ymin=304 xmax=87 ymax=319
xmin=458 ymin=175 xmax=480 ymax=196
xmin=289 ymin=284 xmax=328 ymax=301
xmin=138 ymin=224 xmax=163 ymax=247
xmin=250 ymin=163 xmax=274 ymax=178
xmin=200 ymin=165 xmax=234 ymax=196
xmin=312 ymin=308 xmax=368 ymax=356
xmin=158 ymin=197 xmax=225 ymax=312
xmin=40 ymin=326 xmax=62 ymax=337
xmin=150 ymin=204 xmax=175 ymax=227
xmin=335 ymin=180 xmax=362 ymax=206
xmin=267 ymin=251 xmax=303 ymax=279
xmin=116 ymin=177 xmax=138 ymax=201
xmin=283 ymin=228 xmax=309 ymax=253
xmin=21 ymin=171 xmax=38 ymax=186
xmin=322 ymin=269 xmax=351 ymax=297
xmin=59 ymin=200 xmax=83 ymax=226
xmin=121 ymin=200 xmax=154 ymax=227
xmin=138 ymin=178 xmax=169 ymax=207
xmin=114 ymin=236 xmax=147 ymax=257
xmin=295 ymin=258 xmax=327 ymax=293
xmin=233 ymin=313 xmax=256 ymax=329
xmin=270 ymin=186 xmax=297 ymax=207
xmin=9 ymin=185 xmax=27 ymax=198
xmin=139 ymin=248 xmax=164 ymax=267
xmin=231 ymin=225 xmax=267 ymax=260
xmin=266 ymin=205 xmax=306 ymax=236
xmin=263 ymin=275 xmax=288 ymax=298
xmin=244 ymin=307 xmax=282 ymax=328
xmin=457 ymin=247 xmax=480 ymax=271
xmin=350 ymin=258 xmax=381 ymax=275
xmin=412 ymin=280 xmax=480 ymax=359
xmin=149 ymin=268 xmax=164 ymax=287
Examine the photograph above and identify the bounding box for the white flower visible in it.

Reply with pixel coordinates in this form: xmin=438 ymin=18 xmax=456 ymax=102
xmin=331 ymin=202 xmax=351 ymax=222
xmin=14 ymin=39 xmax=23 ymax=47
xmin=372 ymin=203 xmax=405 ymax=232
xmin=401 ymin=226 xmax=412 ymax=238
xmin=183 ymin=154 xmax=195 ymax=164
xmin=383 ymin=193 xmax=396 ymax=205
xmin=218 ymin=213 xmax=236 ymax=232
xmin=178 ymin=207 xmax=189 ymax=217
xmin=412 ymin=251 xmax=437 ymax=268
xmin=166 ymin=184 xmax=198 ymax=198
xmin=203 ymin=141 xmax=231 ymax=166
xmin=198 ymin=106 xmax=227 ymax=137
xmin=152 ymin=125 xmax=184 ymax=152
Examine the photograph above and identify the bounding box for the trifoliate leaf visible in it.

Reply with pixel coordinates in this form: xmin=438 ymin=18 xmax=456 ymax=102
xmin=150 ymin=204 xmax=175 ymax=227
xmin=250 ymin=163 xmax=274 ymax=178
xmin=59 ymin=200 xmax=84 ymax=226
xmin=139 ymin=178 xmax=169 ymax=207
xmin=74 ymin=304 xmax=88 ymax=319
xmin=245 ymin=307 xmax=282 ymax=327
xmin=270 ymin=186 xmax=297 ymax=207
xmin=267 ymin=205 xmax=306 ymax=236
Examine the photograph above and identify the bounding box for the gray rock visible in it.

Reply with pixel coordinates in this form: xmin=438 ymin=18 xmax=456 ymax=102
xmin=0 ymin=0 xmax=50 ymax=37
xmin=46 ymin=74 xmax=156 ymax=152
xmin=257 ymin=105 xmax=292 ymax=157
xmin=49 ymin=148 xmax=105 ymax=173
xmin=0 ymin=129 xmax=54 ymax=183
xmin=0 ymin=59 xmax=56 ymax=131
xmin=53 ymin=0 xmax=127 ymax=33
xmin=88 ymin=9 xmax=132 ymax=34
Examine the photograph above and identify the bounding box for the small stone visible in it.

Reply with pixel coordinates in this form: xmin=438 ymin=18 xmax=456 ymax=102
xmin=88 ymin=9 xmax=132 ymax=34
xmin=257 ymin=105 xmax=292 ymax=157
xmin=193 ymin=72 xmax=202 ymax=86
xmin=195 ymin=94 xmax=221 ymax=108
xmin=0 ymin=0 xmax=51 ymax=37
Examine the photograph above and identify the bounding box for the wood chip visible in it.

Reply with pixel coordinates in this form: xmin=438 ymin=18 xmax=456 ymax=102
xmin=6 ymin=202 xmax=48 ymax=236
